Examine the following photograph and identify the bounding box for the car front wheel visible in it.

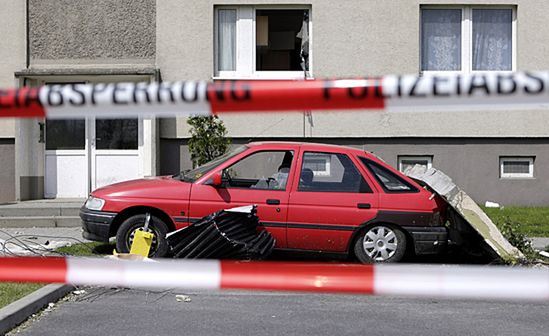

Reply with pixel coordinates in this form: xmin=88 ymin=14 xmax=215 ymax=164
xmin=354 ymin=225 xmax=406 ymax=263
xmin=116 ymin=214 xmax=169 ymax=258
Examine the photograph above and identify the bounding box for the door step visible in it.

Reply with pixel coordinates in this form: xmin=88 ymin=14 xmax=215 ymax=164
xmin=0 ymin=199 xmax=84 ymax=228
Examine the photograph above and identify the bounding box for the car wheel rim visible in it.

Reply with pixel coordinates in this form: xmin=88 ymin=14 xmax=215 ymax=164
xmin=127 ymin=225 xmax=159 ymax=255
xmin=363 ymin=226 xmax=398 ymax=261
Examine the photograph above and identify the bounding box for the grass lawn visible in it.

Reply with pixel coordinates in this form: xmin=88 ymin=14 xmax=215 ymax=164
xmin=0 ymin=242 xmax=114 ymax=309
xmin=0 ymin=283 xmax=44 ymax=309
xmin=482 ymin=206 xmax=549 ymax=237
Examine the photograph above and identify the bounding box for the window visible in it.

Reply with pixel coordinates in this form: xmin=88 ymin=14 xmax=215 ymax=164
xmin=223 ymin=150 xmax=294 ymax=190
xmin=398 ymin=156 xmax=433 ymax=173
xmin=421 ymin=6 xmax=515 ymax=72
xmin=215 ymin=6 xmax=311 ymax=79
xmin=500 ymin=157 xmax=534 ymax=179
xmin=360 ymin=158 xmax=418 ymax=193
xmin=298 ymin=152 xmax=371 ymax=193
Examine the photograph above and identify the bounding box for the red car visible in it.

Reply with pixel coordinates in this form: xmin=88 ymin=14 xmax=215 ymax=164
xmin=80 ymin=142 xmax=447 ymax=263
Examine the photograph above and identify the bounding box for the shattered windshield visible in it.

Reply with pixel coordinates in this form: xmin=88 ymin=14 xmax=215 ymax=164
xmin=174 ymin=145 xmax=247 ymax=182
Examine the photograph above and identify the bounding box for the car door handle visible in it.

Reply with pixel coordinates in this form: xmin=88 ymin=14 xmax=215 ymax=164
xmin=357 ymin=203 xmax=371 ymax=209
xmin=266 ymin=199 xmax=280 ymax=205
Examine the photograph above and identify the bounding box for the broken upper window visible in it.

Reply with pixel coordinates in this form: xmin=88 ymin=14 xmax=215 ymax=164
xmin=215 ymin=6 xmax=310 ymax=79
xmin=421 ymin=6 xmax=514 ymax=72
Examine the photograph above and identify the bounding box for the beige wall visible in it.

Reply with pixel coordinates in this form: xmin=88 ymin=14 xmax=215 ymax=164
xmin=0 ymin=0 xmax=25 ymax=138
xmin=157 ymin=0 xmax=549 ymax=139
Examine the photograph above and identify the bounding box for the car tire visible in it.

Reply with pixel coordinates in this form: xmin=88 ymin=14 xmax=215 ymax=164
xmin=116 ymin=214 xmax=169 ymax=258
xmin=354 ymin=224 xmax=407 ymax=263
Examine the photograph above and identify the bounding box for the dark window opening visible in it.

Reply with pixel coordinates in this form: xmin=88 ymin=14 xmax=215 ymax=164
xmin=95 ymin=118 xmax=138 ymax=150
xmin=256 ymin=9 xmax=309 ymax=71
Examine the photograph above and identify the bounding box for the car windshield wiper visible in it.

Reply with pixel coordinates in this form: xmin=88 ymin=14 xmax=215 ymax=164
xmin=173 ymin=169 xmax=191 ymax=181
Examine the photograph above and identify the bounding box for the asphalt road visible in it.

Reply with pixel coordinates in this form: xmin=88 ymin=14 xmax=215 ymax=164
xmin=11 ymin=287 xmax=549 ymax=336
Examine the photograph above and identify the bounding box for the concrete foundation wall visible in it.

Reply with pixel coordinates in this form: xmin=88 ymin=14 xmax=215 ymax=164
xmin=160 ymin=138 xmax=549 ymax=206
xmin=0 ymin=139 xmax=16 ymax=204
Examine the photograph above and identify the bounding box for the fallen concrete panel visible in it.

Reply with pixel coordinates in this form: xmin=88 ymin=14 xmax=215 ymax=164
xmin=406 ymin=166 xmax=524 ymax=263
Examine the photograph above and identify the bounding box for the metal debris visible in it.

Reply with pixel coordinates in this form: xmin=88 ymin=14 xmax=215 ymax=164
xmin=167 ymin=205 xmax=275 ymax=260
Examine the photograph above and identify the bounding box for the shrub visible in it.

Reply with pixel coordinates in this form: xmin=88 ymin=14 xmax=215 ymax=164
xmin=187 ymin=116 xmax=230 ymax=167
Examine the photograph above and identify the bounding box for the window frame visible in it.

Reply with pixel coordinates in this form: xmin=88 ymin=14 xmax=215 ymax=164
xmin=297 ymin=151 xmax=372 ymax=193
xmin=360 ymin=157 xmax=420 ymax=194
xmin=397 ymin=155 xmax=433 ymax=173
xmin=214 ymin=5 xmax=313 ymax=80
xmin=420 ymin=5 xmax=516 ymax=75
xmin=500 ymin=156 xmax=535 ymax=179
xmin=221 ymin=149 xmax=295 ymax=191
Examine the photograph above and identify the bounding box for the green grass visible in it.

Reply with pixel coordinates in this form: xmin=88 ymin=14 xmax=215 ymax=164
xmin=0 ymin=282 xmax=43 ymax=308
xmin=54 ymin=241 xmax=115 ymax=256
xmin=0 ymin=242 xmax=114 ymax=309
xmin=482 ymin=206 xmax=549 ymax=237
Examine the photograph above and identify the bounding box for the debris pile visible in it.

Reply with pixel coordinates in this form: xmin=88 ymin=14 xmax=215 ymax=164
xmin=405 ymin=166 xmax=524 ymax=263
xmin=167 ymin=205 xmax=275 ymax=260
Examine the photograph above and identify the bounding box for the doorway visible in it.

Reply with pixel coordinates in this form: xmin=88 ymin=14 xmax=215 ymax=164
xmin=44 ymin=116 xmax=142 ymax=198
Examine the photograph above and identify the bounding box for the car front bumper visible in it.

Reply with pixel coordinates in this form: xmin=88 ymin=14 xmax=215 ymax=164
xmin=80 ymin=207 xmax=118 ymax=242
xmin=403 ymin=226 xmax=448 ymax=255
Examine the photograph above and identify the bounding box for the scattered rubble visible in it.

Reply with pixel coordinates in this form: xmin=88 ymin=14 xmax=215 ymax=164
xmin=175 ymin=294 xmax=192 ymax=302
xmin=167 ymin=205 xmax=275 ymax=260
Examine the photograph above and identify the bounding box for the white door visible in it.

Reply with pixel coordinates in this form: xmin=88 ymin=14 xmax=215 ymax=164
xmin=44 ymin=119 xmax=89 ymax=198
xmin=45 ymin=117 xmax=143 ymax=198
xmin=90 ymin=117 xmax=142 ymax=190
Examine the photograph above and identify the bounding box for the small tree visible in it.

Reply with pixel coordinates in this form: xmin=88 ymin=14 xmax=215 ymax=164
xmin=187 ymin=115 xmax=231 ymax=168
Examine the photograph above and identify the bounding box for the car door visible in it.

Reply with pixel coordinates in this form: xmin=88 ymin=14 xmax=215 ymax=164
xmin=286 ymin=149 xmax=379 ymax=252
xmin=188 ymin=146 xmax=299 ymax=248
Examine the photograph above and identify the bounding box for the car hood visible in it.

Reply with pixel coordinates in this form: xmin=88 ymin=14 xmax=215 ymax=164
xmin=91 ymin=176 xmax=191 ymax=200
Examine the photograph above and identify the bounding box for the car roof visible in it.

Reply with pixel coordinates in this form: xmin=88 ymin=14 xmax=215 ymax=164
xmin=246 ymin=141 xmax=375 ymax=158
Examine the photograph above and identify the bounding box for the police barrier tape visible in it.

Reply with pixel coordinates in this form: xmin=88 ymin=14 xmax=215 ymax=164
xmin=1 ymin=256 xmax=548 ymax=301
xmin=3 ymin=71 xmax=549 ymax=118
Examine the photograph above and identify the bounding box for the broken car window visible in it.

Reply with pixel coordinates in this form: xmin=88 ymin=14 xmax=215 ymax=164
xmin=223 ymin=150 xmax=294 ymax=190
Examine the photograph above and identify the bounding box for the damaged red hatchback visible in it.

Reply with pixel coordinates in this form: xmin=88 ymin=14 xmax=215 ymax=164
xmin=80 ymin=142 xmax=447 ymax=262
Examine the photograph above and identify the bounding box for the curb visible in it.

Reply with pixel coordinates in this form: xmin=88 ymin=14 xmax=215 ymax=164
xmin=0 ymin=284 xmax=74 ymax=335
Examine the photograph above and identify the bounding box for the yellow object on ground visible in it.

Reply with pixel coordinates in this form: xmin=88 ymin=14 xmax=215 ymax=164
xmin=129 ymin=229 xmax=154 ymax=257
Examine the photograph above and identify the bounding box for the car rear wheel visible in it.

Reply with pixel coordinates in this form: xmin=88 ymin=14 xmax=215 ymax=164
xmin=354 ymin=224 xmax=406 ymax=263
xmin=116 ymin=214 xmax=169 ymax=258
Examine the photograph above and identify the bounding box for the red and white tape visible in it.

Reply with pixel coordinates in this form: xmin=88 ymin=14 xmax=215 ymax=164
xmin=1 ymin=256 xmax=548 ymax=301
xmin=2 ymin=71 xmax=549 ymax=118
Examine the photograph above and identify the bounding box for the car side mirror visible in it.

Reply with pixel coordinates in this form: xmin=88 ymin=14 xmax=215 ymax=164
xmin=204 ymin=171 xmax=223 ymax=187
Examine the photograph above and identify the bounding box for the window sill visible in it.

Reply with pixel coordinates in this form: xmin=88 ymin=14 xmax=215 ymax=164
xmin=213 ymin=72 xmax=313 ymax=81
xmin=500 ymin=176 xmax=535 ymax=180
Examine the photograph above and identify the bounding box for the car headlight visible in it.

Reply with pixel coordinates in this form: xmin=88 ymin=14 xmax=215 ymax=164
xmin=85 ymin=196 xmax=105 ymax=211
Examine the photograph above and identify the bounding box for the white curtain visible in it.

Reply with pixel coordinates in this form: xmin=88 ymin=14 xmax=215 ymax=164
xmin=217 ymin=9 xmax=236 ymax=71
xmin=473 ymin=9 xmax=512 ymax=71
xmin=421 ymin=9 xmax=461 ymax=71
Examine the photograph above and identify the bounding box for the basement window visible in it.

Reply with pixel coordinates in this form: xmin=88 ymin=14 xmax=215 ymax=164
xmin=500 ymin=157 xmax=534 ymax=178
xmin=215 ymin=6 xmax=311 ymax=79
xmin=398 ymin=156 xmax=433 ymax=173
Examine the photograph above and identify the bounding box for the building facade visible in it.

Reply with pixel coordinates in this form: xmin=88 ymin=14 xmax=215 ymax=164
xmin=0 ymin=0 xmax=548 ymax=205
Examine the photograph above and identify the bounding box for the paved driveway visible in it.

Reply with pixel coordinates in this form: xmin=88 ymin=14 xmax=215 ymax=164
xmin=11 ymin=288 xmax=549 ymax=336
